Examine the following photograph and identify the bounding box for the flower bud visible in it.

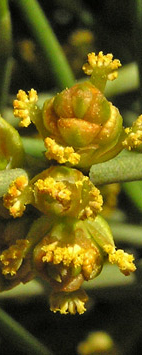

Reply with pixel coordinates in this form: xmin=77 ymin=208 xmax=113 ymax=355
xmin=0 ymin=214 xmax=136 ymax=313
xmin=43 ymin=80 xmax=123 ymax=169
xmin=13 ymin=52 xmax=124 ymax=170
xmin=33 ymin=218 xmax=104 ymax=293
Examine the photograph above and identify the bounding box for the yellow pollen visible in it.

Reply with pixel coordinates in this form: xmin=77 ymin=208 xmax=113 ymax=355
xmin=0 ymin=239 xmax=29 ymax=276
xmin=13 ymin=89 xmax=38 ymax=127
xmin=104 ymin=244 xmax=136 ymax=276
xmin=3 ymin=175 xmax=29 ymax=218
xmin=34 ymin=177 xmax=71 ymax=206
xmin=44 ymin=137 xmax=80 ymax=165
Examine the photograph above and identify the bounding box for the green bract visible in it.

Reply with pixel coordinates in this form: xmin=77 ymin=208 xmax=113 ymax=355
xmin=0 ymin=116 xmax=24 ymax=169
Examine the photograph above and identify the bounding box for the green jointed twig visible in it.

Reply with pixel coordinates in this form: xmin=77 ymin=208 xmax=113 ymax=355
xmin=0 ymin=0 xmax=12 ymax=111
xmin=14 ymin=0 xmax=75 ymax=89
xmin=0 ymin=307 xmax=53 ymax=355
xmin=89 ymin=151 xmax=142 ymax=185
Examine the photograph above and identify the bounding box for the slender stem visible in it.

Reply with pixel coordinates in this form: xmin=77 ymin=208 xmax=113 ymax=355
xmin=13 ymin=0 xmax=75 ymax=89
xmin=89 ymin=151 xmax=142 ymax=185
xmin=0 ymin=0 xmax=12 ymax=111
xmin=0 ymin=307 xmax=53 ymax=355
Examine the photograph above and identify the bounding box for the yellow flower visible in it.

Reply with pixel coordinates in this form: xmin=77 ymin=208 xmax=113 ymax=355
xmin=0 ymin=214 xmax=136 ymax=314
xmin=13 ymin=52 xmax=124 ymax=169
xmin=30 ymin=166 xmax=103 ymax=219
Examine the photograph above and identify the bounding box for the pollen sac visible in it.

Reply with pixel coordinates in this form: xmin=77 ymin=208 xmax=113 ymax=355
xmin=42 ymin=80 xmax=123 ymax=169
xmin=30 ymin=165 xmax=103 ymax=219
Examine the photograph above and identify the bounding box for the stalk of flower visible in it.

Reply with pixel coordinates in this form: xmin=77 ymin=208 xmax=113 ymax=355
xmin=3 ymin=166 xmax=103 ymax=220
xmin=82 ymin=51 xmax=122 ymax=93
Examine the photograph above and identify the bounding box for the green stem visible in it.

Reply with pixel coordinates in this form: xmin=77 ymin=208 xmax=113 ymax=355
xmin=0 ymin=307 xmax=53 ymax=355
xmin=13 ymin=0 xmax=75 ymax=89
xmin=0 ymin=0 xmax=12 ymax=112
xmin=89 ymin=151 xmax=142 ymax=185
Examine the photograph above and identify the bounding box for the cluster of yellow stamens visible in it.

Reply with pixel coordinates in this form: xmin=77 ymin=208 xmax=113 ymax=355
xmin=82 ymin=51 xmax=121 ymax=81
xmin=34 ymin=177 xmax=71 ymax=207
xmin=3 ymin=175 xmax=29 ymax=218
xmin=0 ymin=239 xmax=29 ymax=276
xmin=42 ymin=241 xmax=99 ymax=280
xmin=78 ymin=186 xmax=103 ymax=219
xmin=50 ymin=289 xmax=88 ymax=315
xmin=104 ymin=245 xmax=136 ymax=276
xmin=44 ymin=137 xmax=80 ymax=165
xmin=123 ymin=115 xmax=142 ymax=150
xmin=13 ymin=89 xmax=38 ymax=127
